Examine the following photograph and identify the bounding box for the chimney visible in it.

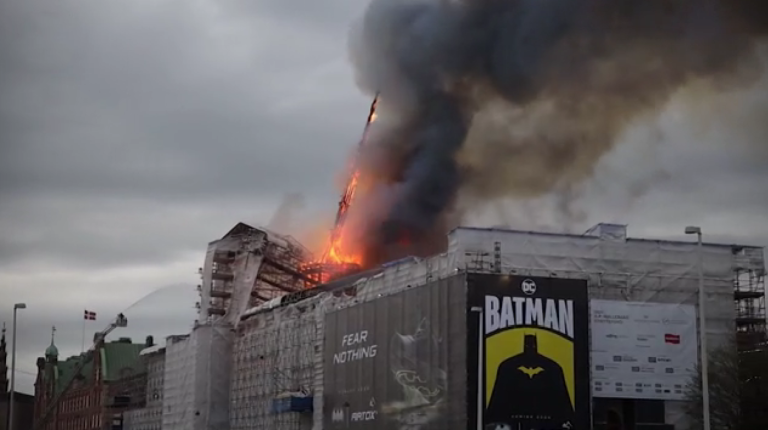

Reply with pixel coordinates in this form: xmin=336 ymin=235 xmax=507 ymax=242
xmin=145 ymin=335 xmax=154 ymax=347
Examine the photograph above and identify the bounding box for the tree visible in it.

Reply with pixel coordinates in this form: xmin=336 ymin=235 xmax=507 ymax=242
xmin=684 ymin=340 xmax=741 ymax=430
xmin=738 ymin=347 xmax=768 ymax=430
xmin=685 ymin=340 xmax=768 ymax=430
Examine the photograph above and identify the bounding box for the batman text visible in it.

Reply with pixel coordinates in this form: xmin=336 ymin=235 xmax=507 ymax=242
xmin=484 ymin=295 xmax=574 ymax=338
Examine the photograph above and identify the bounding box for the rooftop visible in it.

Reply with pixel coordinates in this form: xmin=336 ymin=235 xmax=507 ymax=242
xmin=48 ymin=339 xmax=146 ymax=393
xmin=452 ymin=224 xmax=765 ymax=250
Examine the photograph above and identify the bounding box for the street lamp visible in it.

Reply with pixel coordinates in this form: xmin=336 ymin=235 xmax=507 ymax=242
xmin=685 ymin=226 xmax=710 ymax=430
xmin=9 ymin=303 xmax=26 ymax=430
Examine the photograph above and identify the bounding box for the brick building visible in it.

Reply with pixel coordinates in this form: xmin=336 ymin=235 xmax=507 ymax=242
xmin=33 ymin=331 xmax=149 ymax=430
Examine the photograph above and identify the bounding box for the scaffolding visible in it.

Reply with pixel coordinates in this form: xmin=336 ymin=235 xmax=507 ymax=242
xmin=230 ymin=297 xmax=319 ymax=430
xmin=196 ymin=223 xmax=318 ymax=326
xmin=733 ymin=247 xmax=767 ymax=351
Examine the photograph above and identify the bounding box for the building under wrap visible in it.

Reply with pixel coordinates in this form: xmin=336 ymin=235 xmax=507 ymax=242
xmin=230 ymin=224 xmax=765 ymax=430
xmin=153 ymin=222 xmax=313 ymax=430
xmin=123 ymin=343 xmax=166 ymax=430
xmin=159 ymin=326 xmax=234 ymax=430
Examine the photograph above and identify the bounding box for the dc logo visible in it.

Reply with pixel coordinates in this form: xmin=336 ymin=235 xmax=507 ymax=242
xmin=521 ymin=279 xmax=537 ymax=295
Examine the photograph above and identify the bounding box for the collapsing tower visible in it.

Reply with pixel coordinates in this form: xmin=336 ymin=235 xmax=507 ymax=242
xmin=197 ymin=222 xmax=318 ymax=325
xmin=159 ymin=223 xmax=321 ymax=430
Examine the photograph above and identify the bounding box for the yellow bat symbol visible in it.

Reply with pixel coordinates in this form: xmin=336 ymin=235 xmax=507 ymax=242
xmin=518 ymin=366 xmax=544 ymax=378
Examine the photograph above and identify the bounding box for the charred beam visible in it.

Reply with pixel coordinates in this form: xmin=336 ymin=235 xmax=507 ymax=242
xmin=263 ymin=257 xmax=318 ymax=286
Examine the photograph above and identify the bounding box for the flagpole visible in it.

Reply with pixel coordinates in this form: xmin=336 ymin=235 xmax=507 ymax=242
xmin=81 ymin=312 xmax=86 ymax=353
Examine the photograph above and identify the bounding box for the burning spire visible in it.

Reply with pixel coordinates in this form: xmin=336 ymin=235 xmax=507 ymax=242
xmin=299 ymin=95 xmax=379 ymax=284
xmin=321 ymin=94 xmax=379 ymax=267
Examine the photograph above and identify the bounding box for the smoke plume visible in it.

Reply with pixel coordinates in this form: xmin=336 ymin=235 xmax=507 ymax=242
xmin=267 ymin=192 xmax=305 ymax=233
xmin=346 ymin=0 xmax=768 ymax=267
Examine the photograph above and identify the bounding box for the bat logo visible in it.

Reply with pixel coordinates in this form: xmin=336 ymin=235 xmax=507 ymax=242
xmin=518 ymin=366 xmax=544 ymax=378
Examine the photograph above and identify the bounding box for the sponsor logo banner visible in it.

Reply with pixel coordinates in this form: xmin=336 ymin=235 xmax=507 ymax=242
xmin=590 ymin=300 xmax=697 ymax=400
xmin=467 ymin=274 xmax=590 ymax=430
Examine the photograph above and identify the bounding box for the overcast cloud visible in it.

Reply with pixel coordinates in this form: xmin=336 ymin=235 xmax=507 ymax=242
xmin=1 ymin=0 xmax=766 ymax=394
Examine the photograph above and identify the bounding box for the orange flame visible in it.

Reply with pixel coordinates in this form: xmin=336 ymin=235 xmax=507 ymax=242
xmin=319 ymin=95 xmax=379 ymax=267
xmin=323 ymin=174 xmax=361 ymax=263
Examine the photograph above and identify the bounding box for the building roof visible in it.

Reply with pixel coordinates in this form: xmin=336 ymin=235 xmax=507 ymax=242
xmin=45 ymin=326 xmax=58 ymax=357
xmin=54 ymin=354 xmax=92 ymax=393
xmin=49 ymin=339 xmax=146 ymax=393
xmin=450 ymin=224 xmax=766 ymax=250
xmin=100 ymin=340 xmax=146 ymax=380
xmin=222 ymin=222 xmax=259 ymax=239
xmin=45 ymin=343 xmax=59 ymax=357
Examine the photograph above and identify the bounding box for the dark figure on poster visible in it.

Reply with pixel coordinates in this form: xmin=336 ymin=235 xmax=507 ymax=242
xmin=485 ymin=334 xmax=574 ymax=428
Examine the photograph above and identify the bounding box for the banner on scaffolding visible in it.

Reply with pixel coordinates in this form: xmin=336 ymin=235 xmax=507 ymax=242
xmin=466 ymin=273 xmax=591 ymax=430
xmin=323 ymin=275 xmax=464 ymax=429
xmin=590 ymin=299 xmax=698 ymax=400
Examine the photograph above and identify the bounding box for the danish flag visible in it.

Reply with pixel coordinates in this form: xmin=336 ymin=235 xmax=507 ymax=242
xmin=83 ymin=310 xmax=97 ymax=321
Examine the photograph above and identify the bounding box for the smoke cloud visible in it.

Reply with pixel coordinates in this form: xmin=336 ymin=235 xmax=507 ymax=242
xmin=267 ymin=192 xmax=306 ymax=233
xmin=345 ymin=0 xmax=768 ymax=267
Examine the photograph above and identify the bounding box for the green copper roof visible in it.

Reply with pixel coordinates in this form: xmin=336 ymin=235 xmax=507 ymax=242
xmin=48 ymin=340 xmax=145 ymax=393
xmin=45 ymin=326 xmax=58 ymax=357
xmin=99 ymin=341 xmax=146 ymax=380
xmin=54 ymin=354 xmax=93 ymax=394
xmin=45 ymin=343 xmax=59 ymax=357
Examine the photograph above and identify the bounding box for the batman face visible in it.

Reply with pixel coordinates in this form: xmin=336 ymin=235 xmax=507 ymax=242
xmin=389 ymin=317 xmax=448 ymax=403
xmin=385 ymin=317 xmax=448 ymax=429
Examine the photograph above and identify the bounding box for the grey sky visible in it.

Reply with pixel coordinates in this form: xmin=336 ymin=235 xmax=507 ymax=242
xmin=1 ymin=0 xmax=766 ymax=395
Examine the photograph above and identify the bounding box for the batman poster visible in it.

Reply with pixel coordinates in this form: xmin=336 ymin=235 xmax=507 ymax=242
xmin=466 ymin=274 xmax=590 ymax=430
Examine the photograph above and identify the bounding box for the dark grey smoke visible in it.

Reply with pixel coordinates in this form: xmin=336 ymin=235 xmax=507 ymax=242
xmin=347 ymin=0 xmax=768 ymax=267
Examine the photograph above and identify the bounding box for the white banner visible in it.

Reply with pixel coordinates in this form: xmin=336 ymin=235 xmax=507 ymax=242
xmin=590 ymin=300 xmax=698 ymax=400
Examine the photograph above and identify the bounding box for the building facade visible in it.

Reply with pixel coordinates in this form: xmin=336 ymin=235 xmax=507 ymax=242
xmin=33 ymin=333 xmax=149 ymax=430
xmin=227 ymin=224 xmax=766 ymax=430
xmin=107 ymin=222 xmax=766 ymax=430
xmin=123 ymin=340 xmax=166 ymax=430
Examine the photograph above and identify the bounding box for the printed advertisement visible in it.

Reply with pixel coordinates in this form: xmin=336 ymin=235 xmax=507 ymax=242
xmin=467 ymin=274 xmax=591 ymax=430
xmin=323 ymin=275 xmax=465 ymax=430
xmin=590 ymin=300 xmax=698 ymax=400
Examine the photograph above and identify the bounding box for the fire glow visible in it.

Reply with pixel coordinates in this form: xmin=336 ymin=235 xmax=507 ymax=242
xmin=322 ymin=96 xmax=378 ymax=266
xmin=299 ymin=96 xmax=379 ymax=283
